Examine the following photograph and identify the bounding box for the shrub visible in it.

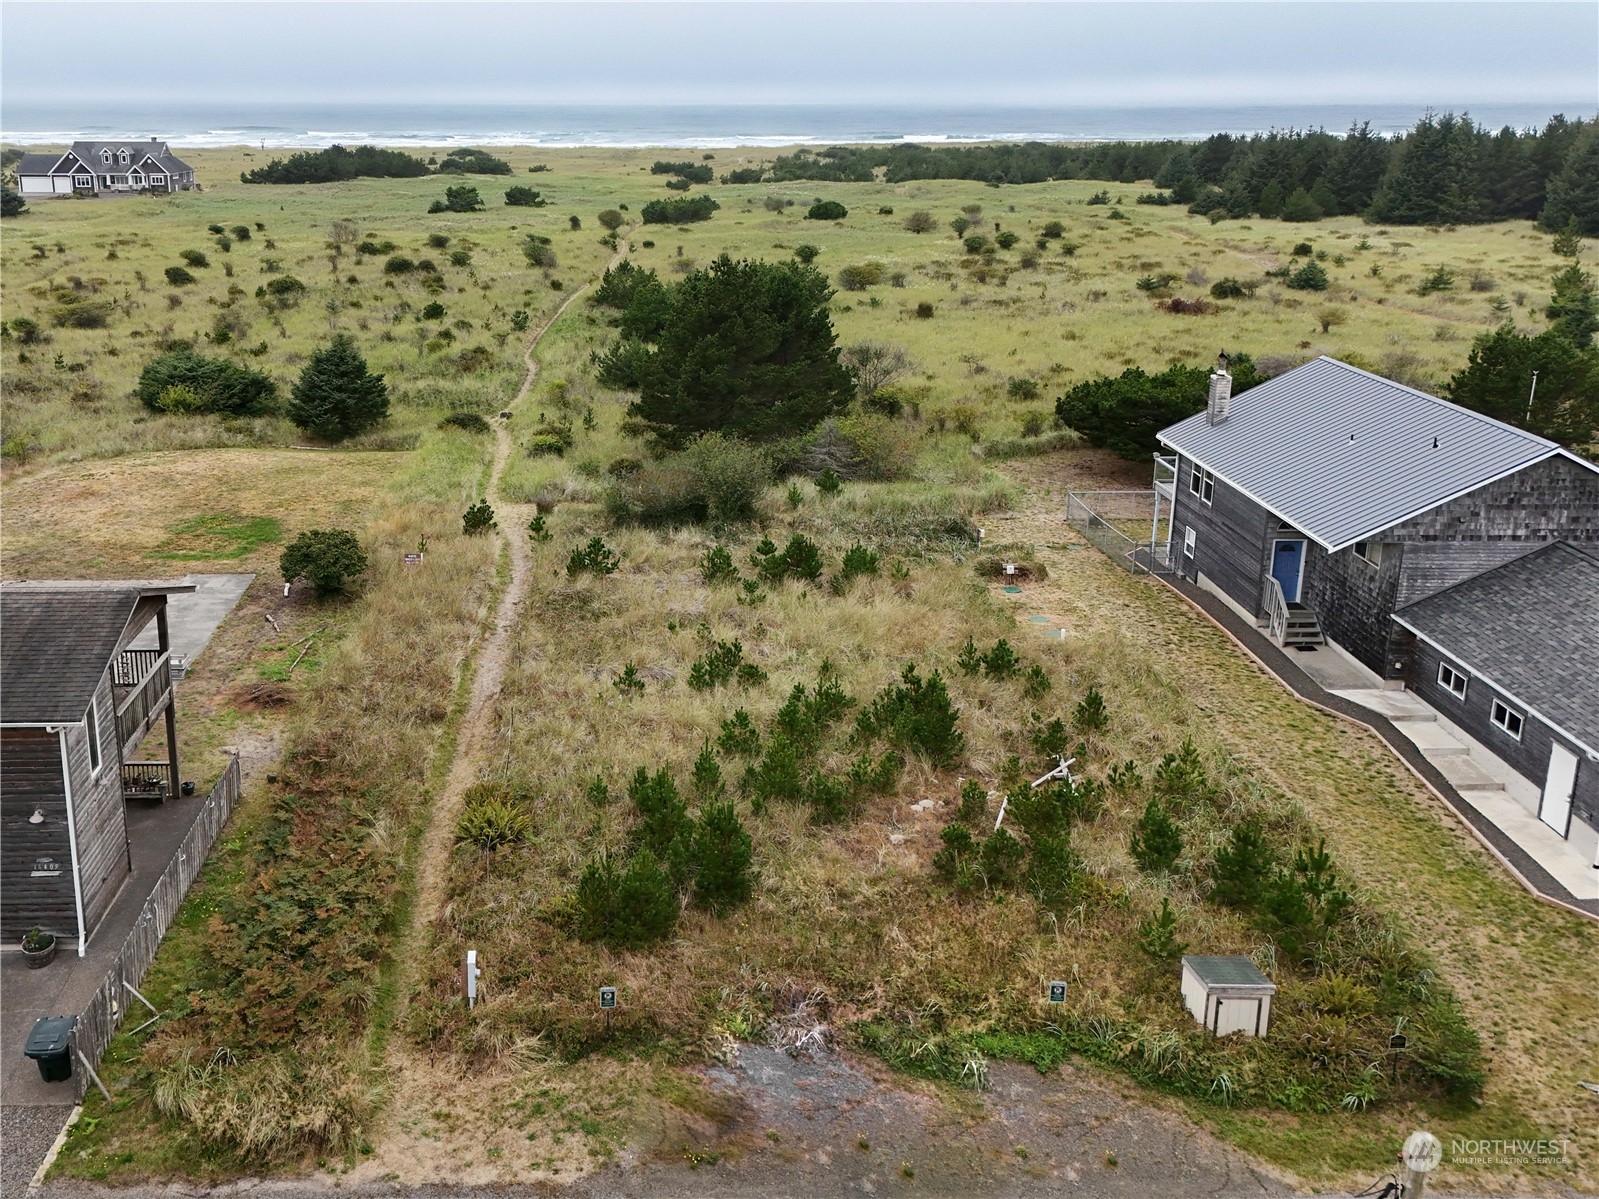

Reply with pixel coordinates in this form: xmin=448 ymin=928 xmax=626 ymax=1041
xmin=806 ymin=200 xmax=848 ymax=221
xmin=792 ymin=244 xmax=820 ymax=265
xmin=915 ymin=302 xmax=935 ymax=319
xmin=605 ymin=433 xmax=771 ymax=525
xmin=427 ymin=185 xmax=484 ymax=213
xmin=963 ymin=234 xmax=991 ymax=254
xmin=461 ymin=500 xmax=496 ymax=535
xmin=856 ymin=664 xmax=964 ymax=768
xmin=435 ymin=147 xmax=511 ymax=175
xmin=1006 ymin=377 xmax=1040 ymax=401
xmin=717 ymin=709 xmax=761 ymax=757
xmin=700 ymin=544 xmax=739 ymax=585
xmin=903 ymin=210 xmax=937 ymax=233
xmin=567 ymin=536 xmax=621 ymax=577
xmin=287 ymin=334 xmax=389 ymax=441
xmin=837 ymin=543 xmax=879 ymax=581
xmin=1129 ymin=797 xmax=1182 ymax=873
xmin=995 ymin=231 xmax=1019 ymax=250
xmin=164 ymin=265 xmax=196 ymax=286
xmin=137 ymin=348 xmax=277 ymax=416
xmin=455 ymin=792 xmax=532 ymax=852
xmin=180 ymin=249 xmax=210 ymax=268
xmin=755 ymin=534 xmax=825 ymax=584
xmin=573 ymin=851 xmax=678 ymax=949
xmin=280 ymin=528 xmax=367 ymax=595
xmin=1285 ymin=261 xmax=1329 ymax=291
xmin=597 ymin=209 xmax=624 ymax=230
xmin=1041 ymin=220 xmax=1065 ymax=238
xmin=383 ymin=255 xmax=415 ymax=274
xmin=421 ymin=300 xmax=446 ymax=320
xmin=1209 ymin=277 xmax=1249 ymax=299
xmin=522 ymin=236 xmax=558 ymax=269
xmin=242 ymin=144 xmax=430 ymax=184
xmin=640 ymin=195 xmax=720 ymax=224
xmin=262 ymin=275 xmax=307 ymax=306
xmin=980 ymin=639 xmax=1020 ymax=678
xmin=837 ymin=262 xmax=884 ymax=290
xmin=815 ymin=466 xmax=842 ymax=496
xmin=1055 ymin=354 xmax=1265 ymax=459
xmin=1415 ymin=266 xmax=1456 ymax=296
xmin=438 ymin=411 xmax=490 ymax=433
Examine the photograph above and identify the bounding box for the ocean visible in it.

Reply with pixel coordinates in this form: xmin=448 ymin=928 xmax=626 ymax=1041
xmin=0 ymin=101 xmax=1586 ymax=149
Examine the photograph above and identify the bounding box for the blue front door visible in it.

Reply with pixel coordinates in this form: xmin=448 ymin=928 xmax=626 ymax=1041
xmin=1271 ymin=540 xmax=1305 ymax=603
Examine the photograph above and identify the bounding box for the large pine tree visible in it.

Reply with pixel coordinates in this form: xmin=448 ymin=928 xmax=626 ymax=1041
xmin=1446 ymin=324 xmax=1599 ymax=445
xmin=286 ymin=334 xmax=389 ymax=441
xmin=1368 ymin=112 xmax=1484 ymax=225
xmin=1539 ymin=126 xmax=1599 ymax=235
xmin=599 ymin=255 xmax=853 ymax=447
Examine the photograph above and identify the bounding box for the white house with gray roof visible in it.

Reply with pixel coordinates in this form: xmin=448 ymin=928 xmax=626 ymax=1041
xmin=15 ymin=139 xmax=195 ymax=198
xmin=1156 ymin=356 xmax=1599 ymax=861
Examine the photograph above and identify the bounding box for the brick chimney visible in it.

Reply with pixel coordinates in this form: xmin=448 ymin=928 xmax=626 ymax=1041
xmin=1206 ymin=351 xmax=1233 ymax=426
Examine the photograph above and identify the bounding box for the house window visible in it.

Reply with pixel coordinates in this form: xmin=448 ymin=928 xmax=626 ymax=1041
xmin=1183 ymin=526 xmax=1196 ymax=557
xmin=1188 ymin=464 xmax=1215 ymax=505
xmin=1436 ymin=661 xmax=1468 ymax=700
xmin=1490 ymin=699 xmax=1524 ymax=740
xmin=149 ymin=174 xmax=164 ymax=184
xmin=118 ymin=148 xmax=129 ymax=164
xmin=74 ymin=175 xmax=91 ymax=189
xmin=86 ymin=699 xmax=103 ymax=775
xmin=100 ymin=149 xmax=112 ymax=164
xmin=1353 ymin=541 xmax=1384 ymax=568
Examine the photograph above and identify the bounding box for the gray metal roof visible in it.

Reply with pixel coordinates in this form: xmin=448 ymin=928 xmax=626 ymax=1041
xmin=0 ymin=589 xmax=140 ymax=725
xmin=1181 ymin=955 xmax=1274 ymax=989
xmin=1394 ymin=542 xmax=1599 ymax=753
xmin=1157 ymin=357 xmax=1589 ymax=551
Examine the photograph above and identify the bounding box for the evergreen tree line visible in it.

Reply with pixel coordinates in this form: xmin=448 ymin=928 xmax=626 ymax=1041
xmin=760 ymin=113 xmax=1599 ymax=232
xmin=241 ymin=144 xmax=512 ymax=185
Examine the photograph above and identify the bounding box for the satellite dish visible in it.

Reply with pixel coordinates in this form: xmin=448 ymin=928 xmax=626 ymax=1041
xmin=1402 ymin=1130 xmax=1443 ymax=1174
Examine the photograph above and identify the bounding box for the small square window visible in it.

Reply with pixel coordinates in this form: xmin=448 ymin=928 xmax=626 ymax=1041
xmin=1183 ymin=526 xmax=1196 ymax=557
xmin=1436 ymin=661 xmax=1467 ymax=700
xmin=1353 ymin=540 xmax=1384 ymax=567
xmin=1188 ymin=465 xmax=1215 ymax=505
xmin=1490 ymin=699 xmax=1524 ymax=740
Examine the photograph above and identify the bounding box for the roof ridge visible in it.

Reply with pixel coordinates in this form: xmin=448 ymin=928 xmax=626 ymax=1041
xmin=1309 ymin=355 xmax=1560 ymax=450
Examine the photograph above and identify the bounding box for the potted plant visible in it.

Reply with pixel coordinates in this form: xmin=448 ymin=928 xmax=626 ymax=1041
xmin=21 ymin=926 xmax=57 ymax=968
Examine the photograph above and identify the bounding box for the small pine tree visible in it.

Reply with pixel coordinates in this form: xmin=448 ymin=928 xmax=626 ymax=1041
xmin=462 ymin=500 xmax=496 ymax=535
xmin=700 ymin=544 xmax=739 ymax=585
xmin=691 ymin=800 xmax=753 ymax=914
xmin=1072 ymin=687 xmax=1108 ymax=733
xmin=1129 ymin=797 xmax=1183 ymax=873
xmin=717 ymin=709 xmax=762 ymax=757
xmin=1153 ymin=739 xmax=1208 ymax=806
xmin=567 ymin=536 xmax=621 ymax=577
xmin=1025 ymin=831 xmax=1085 ymax=909
xmin=574 ymin=851 xmax=678 ymax=949
xmin=1208 ymin=822 xmax=1275 ymax=909
xmin=527 ymin=513 xmax=552 ymax=542
xmin=1022 ymin=664 xmax=1052 ymax=700
xmin=692 ymin=742 xmax=724 ymax=799
xmin=1551 ymin=218 xmax=1583 ymax=258
xmin=280 ymin=528 xmax=368 ymax=595
xmin=957 ymin=779 xmax=989 ymax=826
xmin=612 ymin=664 xmax=645 ymax=695
xmin=855 ymin=664 xmax=965 ymax=768
xmin=815 ymin=467 xmax=842 ymax=496
xmin=979 ymin=827 xmax=1026 ymax=890
xmin=1031 ymin=717 xmax=1070 ymax=759
xmin=1137 ymin=897 xmax=1188 ymax=963
xmin=287 ymin=333 xmax=390 ymax=441
xmin=980 ymin=639 xmax=1020 ymax=679
xmin=629 ymin=766 xmax=690 ymax=856
xmin=956 ymin=636 xmax=983 ymax=676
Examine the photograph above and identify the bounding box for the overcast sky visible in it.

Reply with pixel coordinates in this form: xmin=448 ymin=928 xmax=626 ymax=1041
xmin=2 ymin=2 xmax=1596 ymax=109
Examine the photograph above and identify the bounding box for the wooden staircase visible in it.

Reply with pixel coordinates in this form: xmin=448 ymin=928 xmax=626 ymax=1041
xmin=1265 ymin=577 xmax=1325 ymax=647
xmin=1280 ymin=602 xmax=1325 ymax=647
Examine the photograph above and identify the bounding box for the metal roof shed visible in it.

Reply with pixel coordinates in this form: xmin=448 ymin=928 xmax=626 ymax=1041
xmin=1180 ymin=955 xmax=1276 ymax=1037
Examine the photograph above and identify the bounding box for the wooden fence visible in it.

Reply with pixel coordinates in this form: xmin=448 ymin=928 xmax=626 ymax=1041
xmin=70 ymin=755 xmax=242 ymax=1099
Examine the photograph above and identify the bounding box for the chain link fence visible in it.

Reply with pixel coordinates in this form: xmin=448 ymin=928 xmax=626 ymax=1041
xmin=1066 ymin=490 xmax=1172 ymax=575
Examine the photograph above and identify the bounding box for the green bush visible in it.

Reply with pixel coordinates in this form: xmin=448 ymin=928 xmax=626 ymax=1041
xmin=455 ymin=791 xmax=532 ymax=852
xmin=640 ymin=195 xmax=720 ymax=224
xmin=1208 ymin=823 xmax=1276 ymax=909
xmin=504 ymin=186 xmax=545 ymax=207
xmin=435 ymin=147 xmax=511 ymax=175
xmin=164 ymin=265 xmax=196 ymax=286
xmin=1137 ymin=898 xmax=1188 ymax=964
xmin=1209 ymin=277 xmax=1250 ymax=299
xmin=1072 ymin=687 xmax=1108 ymax=733
xmin=280 ymin=528 xmax=367 ymax=595
xmin=420 ymin=300 xmax=446 ymax=320
xmin=427 ymin=185 xmax=484 ymax=214
xmin=792 ymin=244 xmax=820 ymax=265
xmin=837 ymin=261 xmax=885 ymax=290
xmin=438 ymin=411 xmax=490 ymax=433
xmin=700 ymin=544 xmax=739 ymax=585
xmin=806 ymin=200 xmax=848 ymax=220
xmin=461 ymin=500 xmax=496 ymax=535
xmin=717 ymin=709 xmax=761 ymax=756
xmin=688 ymin=639 xmax=755 ymax=690
xmin=754 ymin=533 xmax=825 ymax=584
xmin=137 ymin=348 xmax=277 ymax=416
xmin=605 ymin=433 xmax=771 ymax=525
xmin=383 ymin=255 xmax=415 ymax=274
xmin=180 ymin=249 xmax=210 ymax=268
xmin=1285 ymin=261 xmax=1329 ymax=291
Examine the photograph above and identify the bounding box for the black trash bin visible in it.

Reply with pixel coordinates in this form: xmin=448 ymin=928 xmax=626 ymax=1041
xmin=24 ymin=1015 xmax=76 ymax=1083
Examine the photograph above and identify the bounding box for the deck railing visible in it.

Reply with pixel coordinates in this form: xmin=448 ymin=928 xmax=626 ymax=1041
xmin=113 ymin=649 xmax=164 ymax=688
xmin=120 ymin=761 xmax=175 ymax=802
xmin=70 ymin=755 xmax=241 ymax=1100
xmin=114 ymin=652 xmax=170 ymax=751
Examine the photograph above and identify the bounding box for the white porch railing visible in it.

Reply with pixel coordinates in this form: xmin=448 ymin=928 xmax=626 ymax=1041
xmin=1264 ymin=576 xmax=1288 ymax=645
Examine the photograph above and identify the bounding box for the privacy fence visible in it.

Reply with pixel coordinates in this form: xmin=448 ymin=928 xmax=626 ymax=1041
xmin=69 ymin=755 xmax=242 ymax=1099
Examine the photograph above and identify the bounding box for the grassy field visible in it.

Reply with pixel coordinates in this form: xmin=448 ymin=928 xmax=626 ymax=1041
xmin=4 ymin=144 xmax=1594 ymax=1195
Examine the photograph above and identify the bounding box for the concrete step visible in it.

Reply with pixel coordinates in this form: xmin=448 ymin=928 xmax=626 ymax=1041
xmin=1395 ymin=722 xmax=1468 ymax=755
xmin=1427 ymin=753 xmax=1507 ymax=791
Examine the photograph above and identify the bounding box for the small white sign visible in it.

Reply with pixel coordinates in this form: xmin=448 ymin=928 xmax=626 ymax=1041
xmin=1047 ymin=981 xmax=1068 ymax=1004
xmin=599 ymin=985 xmax=618 ymax=1010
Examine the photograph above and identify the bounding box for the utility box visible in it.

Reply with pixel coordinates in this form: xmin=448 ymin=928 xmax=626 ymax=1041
xmin=1181 ymin=956 xmax=1275 ymax=1038
xmin=24 ymin=1015 xmax=77 ymax=1083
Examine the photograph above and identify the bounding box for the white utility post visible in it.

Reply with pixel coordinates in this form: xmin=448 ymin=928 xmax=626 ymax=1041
xmin=464 ymin=949 xmax=480 ymax=1010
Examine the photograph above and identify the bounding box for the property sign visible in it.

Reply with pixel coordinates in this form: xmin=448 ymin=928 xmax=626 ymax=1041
xmin=403 ymin=552 xmax=424 ymax=566
xmin=598 ymin=985 xmax=618 ymax=1010
xmin=1047 ymin=980 xmax=1068 ymax=1004
xmin=1389 ymin=1033 xmax=1408 ymax=1050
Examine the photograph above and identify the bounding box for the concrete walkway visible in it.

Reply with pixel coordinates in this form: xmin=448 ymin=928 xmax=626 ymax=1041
xmin=126 ymin=573 xmax=255 ymax=672
xmin=1163 ymin=575 xmax=1598 ymax=919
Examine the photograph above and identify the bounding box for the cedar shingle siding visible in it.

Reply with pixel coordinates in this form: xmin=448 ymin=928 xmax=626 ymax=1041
xmin=0 ymin=729 xmax=77 ymax=941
